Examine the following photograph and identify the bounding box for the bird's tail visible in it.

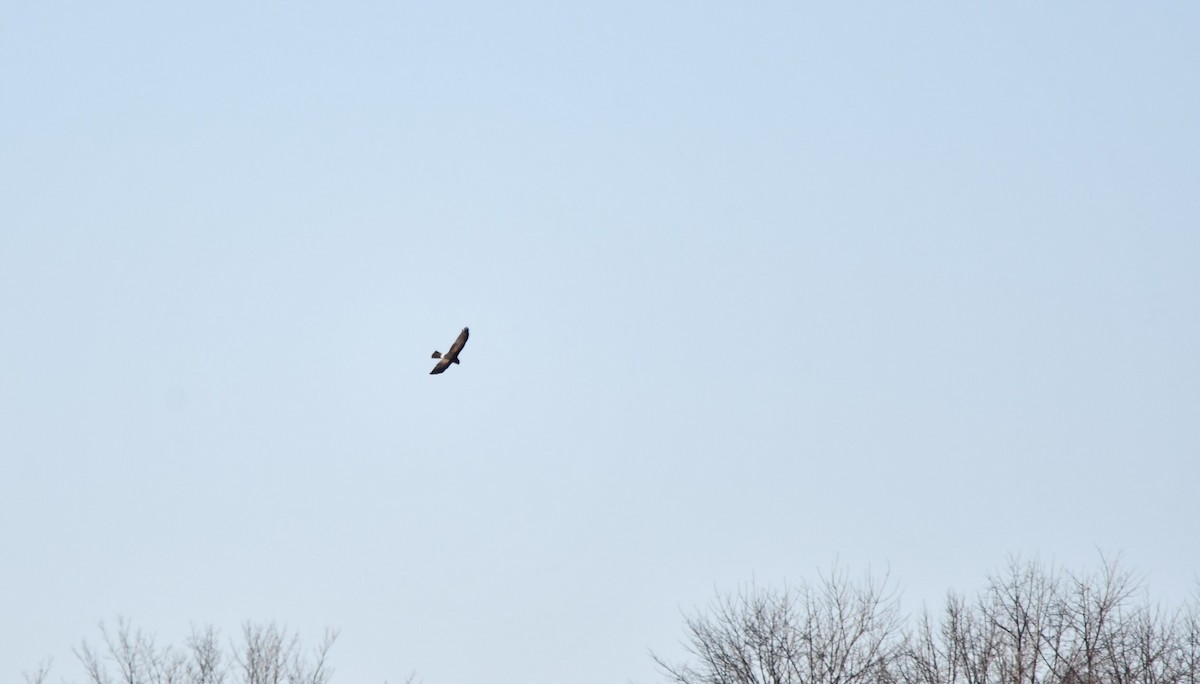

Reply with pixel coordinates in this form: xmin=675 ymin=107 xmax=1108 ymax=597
xmin=431 ymin=351 xmax=442 ymax=359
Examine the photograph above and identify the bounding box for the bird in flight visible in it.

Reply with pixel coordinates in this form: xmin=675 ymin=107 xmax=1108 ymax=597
xmin=430 ymin=327 xmax=469 ymax=374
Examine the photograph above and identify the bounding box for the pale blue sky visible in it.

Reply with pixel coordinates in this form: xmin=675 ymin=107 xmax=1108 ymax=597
xmin=2 ymin=3 xmax=1198 ymax=683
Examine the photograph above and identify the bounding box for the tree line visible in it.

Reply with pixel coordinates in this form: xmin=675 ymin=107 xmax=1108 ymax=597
xmin=25 ymin=557 xmax=1200 ymax=684
xmin=656 ymin=556 xmax=1200 ymax=684
xmin=23 ymin=621 xmax=351 ymax=684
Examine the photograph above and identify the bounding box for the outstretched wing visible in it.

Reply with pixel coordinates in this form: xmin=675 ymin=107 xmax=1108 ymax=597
xmin=430 ymin=357 xmax=452 ymax=374
xmin=446 ymin=327 xmax=469 ymax=359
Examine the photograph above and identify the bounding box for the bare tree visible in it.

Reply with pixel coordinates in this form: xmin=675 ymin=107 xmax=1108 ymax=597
xmin=1182 ymin=593 xmax=1200 ymax=684
xmin=229 ymin=622 xmax=337 ymax=684
xmin=894 ymin=556 xmax=1200 ymax=684
xmin=978 ymin=556 xmax=1063 ymax=684
xmin=23 ymin=657 xmax=53 ymax=684
xmin=653 ymin=566 xmax=903 ymax=684
xmin=43 ymin=619 xmax=338 ymax=684
xmin=901 ymin=592 xmax=1002 ymax=684
xmin=1053 ymin=555 xmax=1140 ymax=683
xmin=665 ymin=558 xmax=1200 ymax=684
xmin=186 ymin=625 xmax=226 ymax=684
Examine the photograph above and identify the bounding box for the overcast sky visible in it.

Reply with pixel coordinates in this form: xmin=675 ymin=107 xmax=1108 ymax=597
xmin=3 ymin=3 xmax=1198 ymax=683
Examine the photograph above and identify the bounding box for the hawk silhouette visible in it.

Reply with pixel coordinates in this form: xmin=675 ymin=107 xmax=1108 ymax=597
xmin=430 ymin=327 xmax=469 ymax=374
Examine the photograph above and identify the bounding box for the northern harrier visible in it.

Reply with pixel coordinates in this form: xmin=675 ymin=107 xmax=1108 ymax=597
xmin=430 ymin=327 xmax=469 ymax=374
